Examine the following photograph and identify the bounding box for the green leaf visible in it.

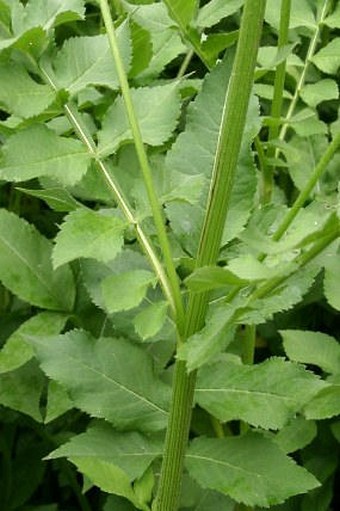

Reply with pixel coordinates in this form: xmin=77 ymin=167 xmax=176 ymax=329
xmin=271 ymin=417 xmax=317 ymax=454
xmin=311 ymin=38 xmax=340 ymax=75
xmin=124 ymin=1 xmax=186 ymax=78
xmin=53 ymin=208 xmax=126 ymax=268
xmin=47 ymin=422 xmax=162 ymax=480
xmin=101 ymin=270 xmax=157 ymax=313
xmin=163 ymin=0 xmax=197 ymax=28
xmin=45 ymin=380 xmax=73 ymax=423
xmin=28 ymin=330 xmax=170 ymax=431
xmin=52 ymin=23 xmax=131 ymax=96
xmin=178 ymin=303 xmax=237 ymax=371
xmin=196 ymin=0 xmax=243 ymax=29
xmin=0 ymin=62 xmax=55 ymax=118
xmin=0 ymin=312 xmax=68 ymax=374
xmin=304 ymin=375 xmax=340 ymax=420
xmin=265 ymin=0 xmax=316 ymax=30
xmin=165 ymin=54 xmax=259 ymax=253
xmin=184 ymin=266 xmax=248 ymax=293
xmin=17 ymin=186 xmax=80 ymax=212
xmin=196 ymin=358 xmax=326 ymax=430
xmin=133 ymin=301 xmax=168 ymax=340
xmin=0 ymin=360 xmax=45 ymax=421
xmin=0 ymin=125 xmax=90 ymax=186
xmin=185 ymin=432 xmax=319 ymax=507
xmin=281 ymin=329 xmax=340 ymax=374
xmin=324 ymin=2 xmax=340 ymax=28
xmin=0 ymin=209 xmax=75 ymax=310
xmin=300 ymin=79 xmax=339 ymax=108
xmin=323 ymin=255 xmax=340 ymax=311
xmin=98 ymin=83 xmax=181 ymax=157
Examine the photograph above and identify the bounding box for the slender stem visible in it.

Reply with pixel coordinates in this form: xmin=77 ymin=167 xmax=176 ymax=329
xmin=99 ymin=0 xmax=185 ymax=334
xmin=262 ymin=0 xmax=291 ymax=204
xmin=279 ymin=0 xmax=332 ymax=142
xmin=177 ymin=48 xmax=195 ymax=78
xmin=272 ymin=130 xmax=340 ymax=241
xmin=154 ymin=3 xmax=266 ymax=510
xmin=242 ymin=325 xmax=256 ymax=365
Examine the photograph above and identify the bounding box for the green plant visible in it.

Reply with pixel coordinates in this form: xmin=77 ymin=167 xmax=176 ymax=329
xmin=0 ymin=1 xmax=339 ymax=510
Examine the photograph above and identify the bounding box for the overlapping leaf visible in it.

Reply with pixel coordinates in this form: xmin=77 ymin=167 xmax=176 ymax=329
xmin=281 ymin=329 xmax=340 ymax=374
xmin=0 ymin=209 xmax=75 ymax=310
xmin=28 ymin=330 xmax=170 ymax=432
xmin=185 ymin=432 xmax=319 ymax=507
xmin=196 ymin=358 xmax=327 ymax=429
xmin=0 ymin=125 xmax=90 ymax=186
xmin=98 ymin=83 xmax=181 ymax=157
xmin=53 ymin=208 xmax=126 ymax=268
xmin=0 ymin=312 xmax=68 ymax=374
xmin=196 ymin=0 xmax=243 ymax=29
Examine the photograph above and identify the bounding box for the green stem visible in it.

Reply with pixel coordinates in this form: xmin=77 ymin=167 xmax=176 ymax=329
xmin=279 ymin=0 xmax=332 ymax=142
xmin=99 ymin=0 xmax=185 ymax=334
xmin=177 ymin=48 xmax=195 ymax=78
xmin=262 ymin=0 xmax=291 ymax=204
xmin=272 ymin=130 xmax=340 ymax=241
xmin=154 ymin=3 xmax=266 ymax=510
xmin=242 ymin=324 xmax=256 ymax=365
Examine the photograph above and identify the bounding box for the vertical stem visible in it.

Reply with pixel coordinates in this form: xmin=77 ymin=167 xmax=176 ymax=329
xmin=242 ymin=325 xmax=256 ymax=365
xmin=99 ymin=0 xmax=185 ymax=334
xmin=154 ymin=2 xmax=266 ymax=510
xmin=262 ymin=0 xmax=291 ymax=204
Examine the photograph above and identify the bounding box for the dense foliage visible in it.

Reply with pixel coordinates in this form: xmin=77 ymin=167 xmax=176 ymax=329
xmin=0 ymin=1 xmax=339 ymax=510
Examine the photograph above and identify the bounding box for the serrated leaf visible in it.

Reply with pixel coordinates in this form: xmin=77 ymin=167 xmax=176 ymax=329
xmin=165 ymin=54 xmax=259 ymax=254
xmin=304 ymin=375 xmax=340 ymax=420
xmin=28 ymin=330 xmax=170 ymax=431
xmin=196 ymin=0 xmax=243 ymax=29
xmin=281 ymin=329 xmax=340 ymax=374
xmin=101 ymin=270 xmax=157 ymax=313
xmin=53 ymin=208 xmax=126 ymax=268
xmin=185 ymin=432 xmax=319 ymax=508
xmin=0 ymin=125 xmax=90 ymax=186
xmin=124 ymin=1 xmax=186 ymax=78
xmin=52 ymin=23 xmax=131 ymax=96
xmin=311 ymin=38 xmax=340 ymax=75
xmin=300 ymin=79 xmax=339 ymax=108
xmin=0 ymin=360 xmax=45 ymax=421
xmin=196 ymin=358 xmax=326 ymax=430
xmin=98 ymin=83 xmax=181 ymax=157
xmin=47 ymin=422 xmax=162 ymax=479
xmin=0 ymin=62 xmax=55 ymax=118
xmin=0 ymin=312 xmax=68 ymax=374
xmin=134 ymin=301 xmax=168 ymax=340
xmin=0 ymin=209 xmax=75 ymax=310
xmin=323 ymin=255 xmax=340 ymax=311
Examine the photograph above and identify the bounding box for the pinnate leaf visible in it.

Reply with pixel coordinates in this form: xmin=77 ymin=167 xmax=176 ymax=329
xmin=300 ymin=79 xmax=339 ymax=108
xmin=281 ymin=329 xmax=340 ymax=374
xmin=53 ymin=208 xmax=126 ymax=268
xmin=28 ymin=330 xmax=170 ymax=431
xmin=134 ymin=301 xmax=168 ymax=340
xmin=271 ymin=417 xmax=317 ymax=454
xmin=323 ymin=255 xmax=340 ymax=311
xmin=98 ymin=83 xmax=181 ymax=157
xmin=0 ymin=125 xmax=90 ymax=186
xmin=163 ymin=0 xmax=197 ymax=27
xmin=196 ymin=0 xmax=243 ymax=28
xmin=0 ymin=209 xmax=75 ymax=310
xmin=304 ymin=374 xmax=340 ymax=420
xmin=185 ymin=432 xmax=319 ymax=507
xmin=196 ymin=358 xmax=326 ymax=429
xmin=101 ymin=270 xmax=157 ymax=313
